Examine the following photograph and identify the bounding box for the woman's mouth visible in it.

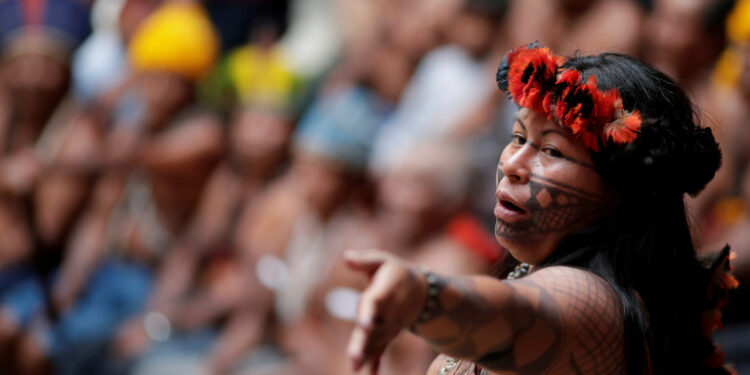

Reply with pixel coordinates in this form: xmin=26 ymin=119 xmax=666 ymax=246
xmin=501 ymin=200 xmax=525 ymax=213
xmin=494 ymin=198 xmax=528 ymax=222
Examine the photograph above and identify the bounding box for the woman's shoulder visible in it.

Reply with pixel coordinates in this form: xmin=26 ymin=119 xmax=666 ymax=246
xmin=507 ymin=265 xmax=627 ymax=374
xmin=511 ymin=265 xmax=623 ymax=326
xmin=521 ymin=265 xmax=612 ymax=284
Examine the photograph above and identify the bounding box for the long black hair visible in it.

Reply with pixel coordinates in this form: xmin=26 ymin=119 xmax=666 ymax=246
xmin=537 ymin=53 xmax=728 ymax=374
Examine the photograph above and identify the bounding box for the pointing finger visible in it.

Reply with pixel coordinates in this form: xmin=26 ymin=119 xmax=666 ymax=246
xmin=343 ymin=249 xmax=389 ymax=277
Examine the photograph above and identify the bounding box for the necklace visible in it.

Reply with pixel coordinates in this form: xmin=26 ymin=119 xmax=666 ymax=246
xmin=439 ymin=357 xmax=457 ymax=375
xmin=438 ymin=263 xmax=531 ymax=374
xmin=507 ymin=263 xmax=531 ymax=280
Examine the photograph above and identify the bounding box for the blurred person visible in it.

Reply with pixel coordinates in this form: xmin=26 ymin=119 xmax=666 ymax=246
xmin=322 ymin=36 xmax=414 ymax=117
xmin=128 ymin=83 xmax=387 ymax=375
xmin=377 ymin=0 xmax=464 ymax=64
xmin=201 ymin=17 xmax=301 ymax=116
xmin=30 ymin=0 xmax=131 ymax=273
xmin=216 ymin=85 xmax=386 ymax=375
xmin=245 ymin=140 xmax=501 ymax=375
xmin=0 ymin=2 xmax=222 ymax=374
xmin=109 ymin=102 xmax=295 ymax=374
xmin=642 ymin=0 xmax=734 ymax=87
xmin=506 ymin=0 xmax=645 ymax=56
xmin=0 ymin=1 xmax=91 ymax=373
xmin=303 ymin=140 xmax=499 ymax=375
xmin=639 ymin=0 xmax=739 ymax=231
xmin=370 ymin=0 xmax=509 ymax=174
xmin=190 ymin=40 xmax=409 ymax=374
xmin=0 ymin=0 xmax=91 ymax=267
xmin=329 ymin=0 xmax=459 ymax=96
xmin=374 ymin=141 xmax=499 ymax=270
xmin=346 ymin=44 xmax=737 ymax=375
xmin=648 ymin=0 xmax=745 ymax=237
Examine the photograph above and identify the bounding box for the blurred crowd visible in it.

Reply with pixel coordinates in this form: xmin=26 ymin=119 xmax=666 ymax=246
xmin=0 ymin=0 xmax=749 ymax=374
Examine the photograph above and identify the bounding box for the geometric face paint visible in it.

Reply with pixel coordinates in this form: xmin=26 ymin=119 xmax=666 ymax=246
xmin=495 ymin=163 xmax=605 ymax=239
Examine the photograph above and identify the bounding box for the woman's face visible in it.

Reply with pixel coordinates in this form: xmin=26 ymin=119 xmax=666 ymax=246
xmin=495 ymin=109 xmax=613 ymax=264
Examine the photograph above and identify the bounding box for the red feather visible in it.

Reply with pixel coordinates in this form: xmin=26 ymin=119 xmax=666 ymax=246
xmin=604 ymin=110 xmax=641 ymax=145
xmin=507 ymin=47 xmax=559 ymax=114
xmin=502 ymin=45 xmax=644 ymax=151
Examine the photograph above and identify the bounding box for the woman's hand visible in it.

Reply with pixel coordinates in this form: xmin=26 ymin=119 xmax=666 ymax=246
xmin=344 ymin=249 xmax=428 ymax=374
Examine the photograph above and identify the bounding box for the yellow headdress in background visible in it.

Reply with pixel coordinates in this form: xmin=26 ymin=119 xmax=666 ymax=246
xmin=128 ymin=1 xmax=219 ymax=81
xmin=727 ymin=0 xmax=750 ymax=44
xmin=713 ymin=0 xmax=750 ymax=88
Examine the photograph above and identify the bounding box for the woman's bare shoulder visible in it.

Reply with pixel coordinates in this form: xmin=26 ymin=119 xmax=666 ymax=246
xmin=502 ymin=265 xmax=627 ymax=374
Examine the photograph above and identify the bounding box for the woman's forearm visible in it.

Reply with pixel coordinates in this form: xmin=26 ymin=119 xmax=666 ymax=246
xmin=411 ymin=273 xmax=548 ymax=366
xmin=411 ymin=267 xmax=623 ymax=373
xmin=346 ymin=251 xmax=623 ymax=373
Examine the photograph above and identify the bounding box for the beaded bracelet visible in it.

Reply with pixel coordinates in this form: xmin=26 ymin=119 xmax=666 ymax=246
xmin=409 ymin=266 xmax=445 ymax=332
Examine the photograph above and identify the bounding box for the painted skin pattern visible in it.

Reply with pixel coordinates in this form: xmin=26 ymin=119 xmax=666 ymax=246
xmin=494 ymin=163 xmax=604 ymax=239
xmin=423 ymin=267 xmax=625 ymax=375
xmin=419 ymin=160 xmax=624 ymax=374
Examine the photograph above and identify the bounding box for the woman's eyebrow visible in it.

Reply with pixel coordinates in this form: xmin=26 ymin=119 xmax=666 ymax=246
xmin=515 ymin=118 xmax=527 ymax=131
xmin=541 ymin=128 xmax=567 ymax=137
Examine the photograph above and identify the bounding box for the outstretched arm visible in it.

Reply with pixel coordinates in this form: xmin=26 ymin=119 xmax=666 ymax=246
xmin=346 ymin=250 xmax=625 ymax=374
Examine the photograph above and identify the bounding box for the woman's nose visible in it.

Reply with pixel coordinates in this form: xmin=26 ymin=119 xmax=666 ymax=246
xmin=501 ymin=145 xmax=533 ymax=185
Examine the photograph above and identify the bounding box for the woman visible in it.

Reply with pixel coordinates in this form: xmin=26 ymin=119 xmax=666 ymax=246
xmin=345 ymin=44 xmax=737 ymax=375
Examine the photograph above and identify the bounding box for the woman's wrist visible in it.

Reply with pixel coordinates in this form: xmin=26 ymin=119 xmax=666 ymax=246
xmin=409 ymin=265 xmax=446 ymax=332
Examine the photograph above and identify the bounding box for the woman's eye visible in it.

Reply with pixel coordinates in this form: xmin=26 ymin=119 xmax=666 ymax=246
xmin=512 ymin=134 xmax=526 ymax=145
xmin=542 ymin=146 xmax=563 ymax=157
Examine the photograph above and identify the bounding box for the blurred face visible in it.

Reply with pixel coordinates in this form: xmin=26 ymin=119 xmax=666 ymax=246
xmin=292 ymin=153 xmax=350 ymax=216
xmin=367 ymin=45 xmax=412 ymax=103
xmin=385 ymin=0 xmax=447 ymax=60
xmin=1 ymin=55 xmax=69 ymax=124
xmin=135 ymin=71 xmax=193 ymax=129
xmin=230 ymin=108 xmax=292 ymax=171
xmin=643 ymin=0 xmax=707 ymax=79
xmin=378 ymin=160 xmax=443 ymax=238
xmin=495 ymin=110 xmax=612 ymax=264
xmin=445 ymin=11 xmax=496 ymax=57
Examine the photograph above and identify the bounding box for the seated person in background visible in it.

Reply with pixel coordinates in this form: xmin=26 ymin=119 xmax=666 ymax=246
xmin=0 ymin=0 xmax=91 ymax=271
xmin=130 ymin=83 xmax=386 ymax=375
xmin=373 ymin=140 xmax=500 ymax=271
xmin=370 ymin=0 xmax=508 ymax=174
xmin=642 ymin=0 xmax=736 ymax=224
xmin=1 ymin=3 xmax=222 ymax=374
xmin=0 ymin=1 xmax=91 ymax=373
xmin=507 ymin=0 xmax=644 ymax=56
xmin=296 ymin=139 xmax=500 ymax=375
xmin=29 ymin=0 xmax=135 ymax=261
xmin=112 ymin=101 xmax=295 ymax=374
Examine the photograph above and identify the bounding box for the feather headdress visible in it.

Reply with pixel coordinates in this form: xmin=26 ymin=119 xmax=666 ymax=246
xmin=497 ymin=44 xmax=642 ymax=152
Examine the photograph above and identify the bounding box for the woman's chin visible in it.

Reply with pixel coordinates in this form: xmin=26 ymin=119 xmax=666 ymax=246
xmin=495 ymin=234 xmax=554 ymax=266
